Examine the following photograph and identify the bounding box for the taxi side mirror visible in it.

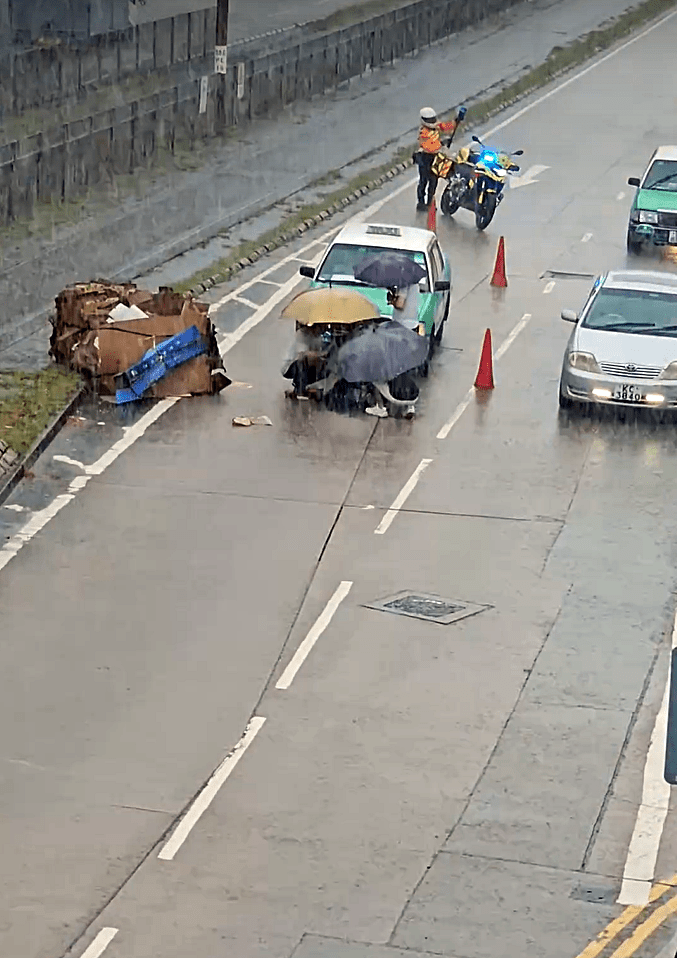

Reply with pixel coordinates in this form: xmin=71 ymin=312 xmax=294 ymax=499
xmin=299 ymin=266 xmax=315 ymax=278
xmin=628 ymin=177 xmax=641 ymax=187
xmin=434 ymin=280 xmax=451 ymax=292
xmin=561 ymin=309 xmax=578 ymax=323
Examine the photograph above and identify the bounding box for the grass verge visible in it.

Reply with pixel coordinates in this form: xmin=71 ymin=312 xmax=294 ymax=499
xmin=0 ymin=369 xmax=81 ymax=455
xmin=308 ymin=0 xmax=414 ymax=32
xmin=175 ymin=0 xmax=677 ymax=296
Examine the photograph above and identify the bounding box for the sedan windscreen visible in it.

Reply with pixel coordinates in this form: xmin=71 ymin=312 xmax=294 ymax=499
xmin=317 ymin=245 xmax=430 ymax=291
xmin=643 ymin=159 xmax=677 ymax=191
xmin=583 ymin=288 xmax=677 ymax=335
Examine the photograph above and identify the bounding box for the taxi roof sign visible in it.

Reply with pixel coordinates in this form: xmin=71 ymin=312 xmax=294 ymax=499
xmin=366 ymin=225 xmax=402 ymax=237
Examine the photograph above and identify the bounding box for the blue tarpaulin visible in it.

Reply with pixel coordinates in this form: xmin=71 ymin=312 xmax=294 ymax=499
xmin=115 ymin=325 xmax=208 ymax=404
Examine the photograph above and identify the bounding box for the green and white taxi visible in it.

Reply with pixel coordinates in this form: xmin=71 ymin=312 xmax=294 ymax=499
xmin=299 ymin=222 xmax=452 ymax=346
xmin=627 ymin=146 xmax=677 ymax=254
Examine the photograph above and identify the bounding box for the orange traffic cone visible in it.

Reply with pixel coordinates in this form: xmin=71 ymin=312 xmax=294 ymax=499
xmin=474 ymin=329 xmax=495 ymax=390
xmin=490 ymin=236 xmax=507 ymax=287
xmin=427 ymin=201 xmax=437 ymax=233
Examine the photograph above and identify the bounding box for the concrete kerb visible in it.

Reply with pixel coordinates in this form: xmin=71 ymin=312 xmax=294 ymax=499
xmin=0 ymin=383 xmax=86 ymax=508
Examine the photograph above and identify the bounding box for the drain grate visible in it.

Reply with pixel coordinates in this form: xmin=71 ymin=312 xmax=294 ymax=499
xmin=363 ymin=591 xmax=491 ymax=625
xmin=541 ymin=269 xmax=595 ymax=280
xmin=570 ymin=881 xmax=619 ymax=905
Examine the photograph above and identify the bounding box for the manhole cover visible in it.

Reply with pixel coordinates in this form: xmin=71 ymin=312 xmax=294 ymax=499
xmin=363 ymin=591 xmax=491 ymax=625
xmin=570 ymin=881 xmax=619 ymax=905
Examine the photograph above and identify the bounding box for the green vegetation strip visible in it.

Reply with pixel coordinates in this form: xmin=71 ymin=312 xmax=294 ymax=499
xmin=308 ymin=0 xmax=414 ymax=33
xmin=0 ymin=369 xmax=81 ymax=456
xmin=178 ymin=0 xmax=677 ymax=297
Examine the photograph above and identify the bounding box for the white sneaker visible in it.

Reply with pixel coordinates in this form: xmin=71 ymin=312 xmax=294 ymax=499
xmin=365 ymin=404 xmax=388 ymax=418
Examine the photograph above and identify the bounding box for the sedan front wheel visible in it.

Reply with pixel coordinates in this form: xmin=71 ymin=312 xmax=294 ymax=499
xmin=558 ymin=382 xmax=575 ymax=411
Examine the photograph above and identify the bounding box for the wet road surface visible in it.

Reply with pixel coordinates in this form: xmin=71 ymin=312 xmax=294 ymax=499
xmin=4 ymin=8 xmax=677 ymax=958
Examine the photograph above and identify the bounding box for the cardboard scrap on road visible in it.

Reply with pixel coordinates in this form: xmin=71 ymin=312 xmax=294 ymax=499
xmin=50 ymin=281 xmax=231 ymax=400
xmin=232 ymin=416 xmax=273 ymax=427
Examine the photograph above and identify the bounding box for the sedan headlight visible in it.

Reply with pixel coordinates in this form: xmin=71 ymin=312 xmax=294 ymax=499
xmin=659 ymin=361 xmax=677 ymax=380
xmin=639 ymin=210 xmax=659 ymax=225
xmin=567 ymin=351 xmax=602 ymax=373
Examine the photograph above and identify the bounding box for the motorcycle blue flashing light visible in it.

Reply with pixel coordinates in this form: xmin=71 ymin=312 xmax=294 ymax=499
xmin=481 ymin=151 xmax=497 ymax=164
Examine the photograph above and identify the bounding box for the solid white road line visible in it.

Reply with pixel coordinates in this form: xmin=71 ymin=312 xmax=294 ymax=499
xmin=4 ymin=6 xmax=675 ymax=579
xmin=80 ymin=928 xmax=118 ymax=958
xmin=275 ymin=580 xmax=353 ymax=690
xmin=87 ymin=399 xmax=179 ymax=477
xmin=436 ymin=313 xmax=532 ymax=440
xmin=0 ymin=281 xmax=297 ymax=575
xmin=617 ymin=614 xmax=677 ymax=906
xmin=0 ymin=485 xmax=87 ymax=574
xmin=158 ymin=716 xmax=267 ymax=861
xmin=374 ymin=459 xmax=433 ymax=535
xmin=481 ymin=7 xmax=677 ymax=142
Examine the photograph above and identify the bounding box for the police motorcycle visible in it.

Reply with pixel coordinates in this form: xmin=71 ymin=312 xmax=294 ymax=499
xmin=435 ymin=135 xmax=524 ymax=230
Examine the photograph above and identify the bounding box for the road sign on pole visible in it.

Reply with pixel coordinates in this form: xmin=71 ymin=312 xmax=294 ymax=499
xmin=215 ymin=46 xmax=228 ymax=73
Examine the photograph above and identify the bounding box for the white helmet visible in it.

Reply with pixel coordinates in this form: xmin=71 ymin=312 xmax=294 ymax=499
xmin=420 ymin=107 xmax=437 ymax=124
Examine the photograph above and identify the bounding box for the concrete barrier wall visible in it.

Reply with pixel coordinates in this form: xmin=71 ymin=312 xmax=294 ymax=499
xmin=0 ymin=0 xmax=521 ymax=232
xmin=0 ymin=9 xmax=216 ymax=119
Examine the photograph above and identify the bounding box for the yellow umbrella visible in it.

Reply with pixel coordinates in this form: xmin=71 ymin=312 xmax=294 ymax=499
xmin=281 ymin=287 xmax=381 ymax=326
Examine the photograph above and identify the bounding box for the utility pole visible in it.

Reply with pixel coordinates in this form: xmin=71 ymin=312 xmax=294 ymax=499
xmin=215 ymin=0 xmax=229 ymax=73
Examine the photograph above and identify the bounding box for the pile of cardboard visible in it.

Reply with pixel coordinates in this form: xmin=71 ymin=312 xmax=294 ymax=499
xmin=49 ymin=281 xmax=231 ymax=399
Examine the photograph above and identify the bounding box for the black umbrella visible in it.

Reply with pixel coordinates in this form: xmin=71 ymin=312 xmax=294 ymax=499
xmin=353 ymin=253 xmax=426 ymax=289
xmin=335 ymin=321 xmax=429 ymax=384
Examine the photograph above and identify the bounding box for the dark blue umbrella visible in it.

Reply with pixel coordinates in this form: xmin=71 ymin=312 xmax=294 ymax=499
xmin=353 ymin=253 xmax=426 ymax=289
xmin=335 ymin=321 xmax=429 ymax=384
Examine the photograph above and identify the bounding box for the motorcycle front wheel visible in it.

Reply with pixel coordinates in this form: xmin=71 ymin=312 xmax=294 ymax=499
xmin=475 ymin=193 xmax=497 ymax=231
xmin=440 ymin=186 xmax=460 ymax=217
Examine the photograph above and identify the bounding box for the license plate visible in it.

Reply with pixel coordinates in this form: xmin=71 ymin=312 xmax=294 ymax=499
xmin=612 ymin=384 xmax=643 ymax=402
xmin=670 ymin=230 xmax=677 ymax=244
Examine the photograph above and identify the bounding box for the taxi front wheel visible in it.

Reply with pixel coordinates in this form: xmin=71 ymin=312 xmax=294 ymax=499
xmin=627 ymin=232 xmax=642 ymax=255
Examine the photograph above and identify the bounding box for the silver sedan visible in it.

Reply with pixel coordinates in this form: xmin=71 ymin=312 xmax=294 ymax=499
xmin=559 ymin=269 xmax=677 ymax=410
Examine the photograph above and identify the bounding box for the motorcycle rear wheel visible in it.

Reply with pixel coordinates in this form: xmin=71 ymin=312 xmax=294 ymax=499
xmin=475 ymin=193 xmax=497 ymax=231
